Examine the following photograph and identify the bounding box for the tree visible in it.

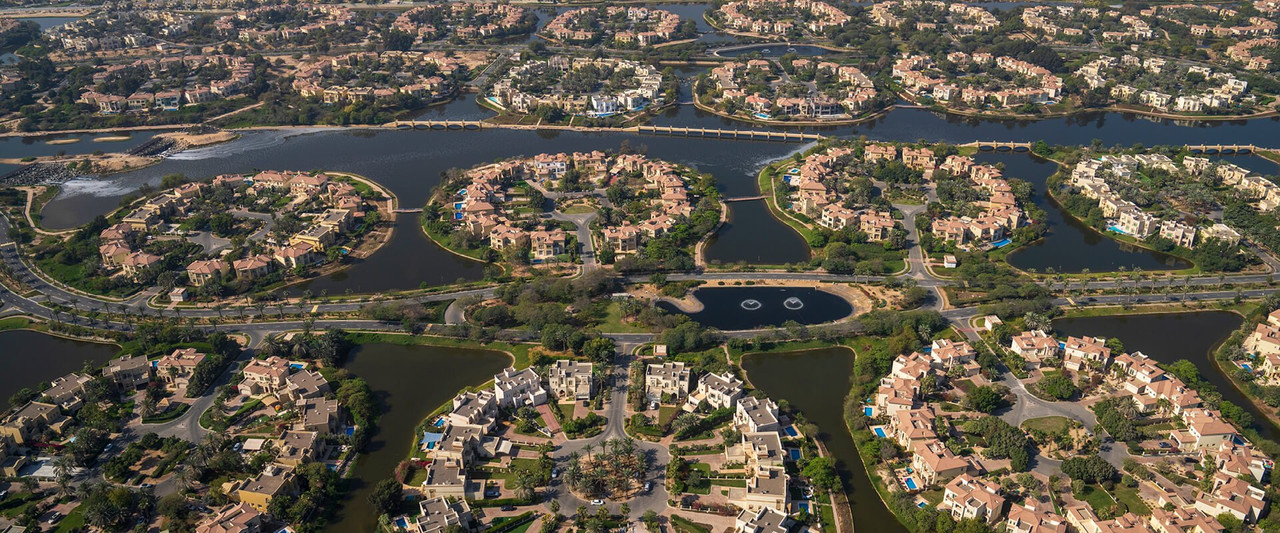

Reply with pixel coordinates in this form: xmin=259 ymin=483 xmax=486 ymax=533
xmin=1036 ymin=373 xmax=1079 ymax=400
xmin=1061 ymin=455 xmax=1116 ymax=483
xmin=367 ymin=478 xmax=403 ymax=517
xmin=802 ymin=456 xmax=840 ymax=492
xmin=965 ymin=386 xmax=1004 ymax=413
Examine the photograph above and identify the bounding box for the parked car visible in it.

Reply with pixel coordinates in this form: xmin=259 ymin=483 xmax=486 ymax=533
xmin=643 ymin=482 xmax=652 ymax=493
xmin=501 ymin=505 xmax=516 ymax=511
xmin=590 ymin=499 xmax=605 ymax=506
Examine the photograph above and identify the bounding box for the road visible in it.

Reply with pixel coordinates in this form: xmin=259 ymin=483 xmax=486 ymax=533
xmin=548 ymin=345 xmax=672 ymax=516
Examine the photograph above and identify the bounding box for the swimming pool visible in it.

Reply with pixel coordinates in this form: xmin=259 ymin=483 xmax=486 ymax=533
xmin=783 ymin=426 xmax=799 ymax=437
xmin=872 ymin=426 xmax=887 ymax=438
xmin=864 ymin=406 xmax=874 ymax=416
xmin=1242 ymin=363 xmax=1254 ymax=372
xmin=991 ymin=238 xmax=1012 ymax=248
xmin=796 ymin=502 xmax=811 ymax=512
xmin=788 ymin=449 xmax=801 ymax=460
xmin=395 ymin=517 xmax=409 ymax=529
xmin=434 ymin=418 xmax=446 ymax=427
xmin=904 ymin=477 xmax=918 ymax=490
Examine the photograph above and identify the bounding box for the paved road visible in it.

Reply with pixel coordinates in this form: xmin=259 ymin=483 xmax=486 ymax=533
xmin=549 ymin=346 xmax=671 ymax=518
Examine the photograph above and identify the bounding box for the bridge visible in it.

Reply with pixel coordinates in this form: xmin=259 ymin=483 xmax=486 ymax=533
xmin=636 ymin=125 xmax=823 ymax=142
xmin=386 ymin=120 xmax=484 ymax=130
xmin=963 ymin=141 xmax=1033 ymax=151
xmin=392 ymin=208 xmax=423 ymax=214
xmin=723 ymin=195 xmax=767 ymax=202
xmin=1185 ymin=144 xmax=1260 ymax=154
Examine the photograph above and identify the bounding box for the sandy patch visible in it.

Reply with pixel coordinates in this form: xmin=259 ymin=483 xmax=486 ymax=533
xmin=45 ymin=138 xmax=80 ymax=145
xmin=93 ymin=135 xmax=132 ymax=142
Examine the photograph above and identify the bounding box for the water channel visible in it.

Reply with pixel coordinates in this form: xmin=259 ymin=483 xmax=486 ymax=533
xmin=657 ymin=286 xmax=852 ymax=330
xmin=18 ymin=92 xmax=1280 ymax=294
xmin=0 ymin=330 xmax=119 ymax=406
xmin=743 ymin=347 xmax=907 ymax=533
xmin=1050 ymin=311 xmax=1280 ymax=440
xmin=329 ymin=342 xmax=510 ymax=533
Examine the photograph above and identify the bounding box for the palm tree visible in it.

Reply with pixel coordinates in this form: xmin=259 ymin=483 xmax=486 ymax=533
xmin=52 ymin=455 xmax=74 ymax=495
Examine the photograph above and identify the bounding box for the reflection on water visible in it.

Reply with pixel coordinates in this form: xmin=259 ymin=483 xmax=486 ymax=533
xmin=0 ymin=330 xmax=118 ymax=406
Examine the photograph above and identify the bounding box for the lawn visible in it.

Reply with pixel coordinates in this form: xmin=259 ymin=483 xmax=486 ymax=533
xmin=670 ymin=514 xmax=712 ymax=533
xmin=0 ymin=317 xmax=33 ymax=331
xmin=595 ymin=301 xmax=651 ymax=333
xmin=1113 ymin=484 xmax=1151 ymax=515
xmin=52 ymin=505 xmax=85 ymax=533
xmin=658 ymin=406 xmax=679 ymax=427
xmin=1021 ymin=416 xmax=1072 ymax=434
xmin=344 ymin=332 xmax=528 ymax=368
xmin=142 ymin=403 xmax=190 ymax=424
xmin=557 ymin=402 xmax=575 ymax=420
xmin=1076 ymin=484 xmax=1115 ymax=514
xmin=709 ymin=478 xmax=747 ymax=487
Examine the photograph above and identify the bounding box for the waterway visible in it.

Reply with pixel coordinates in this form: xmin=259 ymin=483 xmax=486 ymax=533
xmin=996 ymin=152 xmax=1190 ymax=273
xmin=716 ymin=44 xmax=833 ymax=58
xmin=1050 ymin=311 xmax=1280 ymax=440
xmin=20 ymin=95 xmax=1280 ymax=292
xmin=329 ymin=341 xmax=510 ymax=533
xmin=743 ymin=347 xmax=907 ymax=533
xmin=0 ymin=129 xmax=169 ymax=160
xmin=657 ymin=286 xmax=852 ymax=329
xmin=0 ymin=330 xmax=118 ymax=406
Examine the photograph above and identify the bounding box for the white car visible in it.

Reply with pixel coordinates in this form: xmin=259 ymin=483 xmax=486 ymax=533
xmin=590 ymin=499 xmax=605 ymax=506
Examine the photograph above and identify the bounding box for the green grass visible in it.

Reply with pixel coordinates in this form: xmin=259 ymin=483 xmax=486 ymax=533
xmin=1059 ymin=301 xmax=1252 ymax=319
xmin=1076 ymin=484 xmax=1115 ymax=514
xmin=344 ymin=331 xmax=528 ymax=368
xmin=1021 ymin=416 xmax=1072 ymax=434
xmin=51 ymin=505 xmax=85 ymax=533
xmin=1113 ymin=485 xmax=1151 ymax=515
xmin=670 ymin=515 xmax=712 ymax=533
xmin=709 ymin=478 xmax=747 ymax=487
xmin=142 ymin=403 xmax=189 ymax=424
xmin=0 ymin=317 xmax=34 ymax=331
xmin=596 ymin=301 xmax=651 ymax=333
xmin=658 ymin=406 xmax=679 ymax=427
xmin=557 ymin=402 xmax=575 ymax=420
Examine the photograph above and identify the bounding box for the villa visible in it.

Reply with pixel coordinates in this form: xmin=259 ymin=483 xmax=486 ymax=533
xmin=646 ymin=361 xmax=692 ymax=401
xmin=493 ymin=367 xmax=547 ymax=408
xmin=941 ymin=474 xmax=1007 ymax=524
xmin=546 ymin=360 xmax=594 ymax=401
xmin=735 ymin=396 xmax=780 ymax=433
xmin=685 ymin=372 xmax=744 ymax=411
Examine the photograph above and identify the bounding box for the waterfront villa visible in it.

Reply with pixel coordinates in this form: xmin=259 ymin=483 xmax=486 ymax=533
xmin=156 ymin=348 xmax=207 ymax=389
xmin=1009 ymin=330 xmax=1060 ymax=368
xmin=735 ymin=396 xmax=780 ymax=433
xmin=493 ymin=367 xmax=547 ymax=408
xmin=685 ymin=372 xmax=744 ymax=411
xmin=941 ymin=474 xmax=1007 ymax=524
xmin=735 ymin=507 xmax=794 ymax=533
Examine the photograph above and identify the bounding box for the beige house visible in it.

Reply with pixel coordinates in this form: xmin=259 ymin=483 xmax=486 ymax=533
xmin=645 ymin=361 xmax=692 ymax=402
xmin=941 ymin=474 xmax=1006 ymax=524
xmin=686 ymin=372 xmax=744 ymax=411
xmin=157 ymin=348 xmax=207 ymax=388
xmin=546 ymin=360 xmax=594 ymax=401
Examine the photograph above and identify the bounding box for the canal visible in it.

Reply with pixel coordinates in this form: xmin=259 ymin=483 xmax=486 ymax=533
xmin=24 ymin=99 xmax=1280 ymax=293
xmin=0 ymin=330 xmax=118 ymax=406
xmin=329 ymin=342 xmax=510 ymax=533
xmin=1050 ymin=311 xmax=1280 ymax=440
xmin=743 ymin=347 xmax=907 ymax=533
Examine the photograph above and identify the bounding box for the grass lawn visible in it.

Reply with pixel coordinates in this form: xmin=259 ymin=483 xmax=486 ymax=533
xmin=658 ymin=406 xmax=679 ymax=427
xmin=344 ymin=332 xmax=528 ymax=368
xmin=406 ymin=466 xmax=430 ymax=486
xmin=52 ymin=505 xmax=85 ymax=533
xmin=1021 ymin=416 xmax=1072 ymax=434
xmin=0 ymin=317 xmax=33 ymax=331
xmin=1113 ymin=485 xmax=1151 ymax=515
xmin=919 ymin=488 xmax=944 ymax=505
xmin=709 ymin=478 xmax=747 ymax=487
xmin=142 ymin=403 xmax=190 ymax=424
xmin=560 ymin=205 xmax=596 ymax=214
xmin=670 ymin=514 xmax=712 ymax=533
xmin=595 ymin=301 xmax=651 ymax=333
xmin=557 ymin=402 xmax=575 ymax=420
xmin=1076 ymin=484 xmax=1115 ymax=514
xmin=818 ymin=502 xmax=837 ymax=532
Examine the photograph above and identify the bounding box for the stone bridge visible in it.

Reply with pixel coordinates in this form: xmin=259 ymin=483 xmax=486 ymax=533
xmin=635 ymin=125 xmax=823 ymax=142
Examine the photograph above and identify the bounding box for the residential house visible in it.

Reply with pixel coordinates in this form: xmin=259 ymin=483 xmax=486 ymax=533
xmin=735 ymin=507 xmax=793 ymax=533
xmin=686 ymin=372 xmax=744 ymax=411
xmin=235 ymin=465 xmax=297 ymax=512
xmin=196 ymin=503 xmax=263 ymax=533
xmin=735 ymin=396 xmax=780 ymax=433
xmin=546 ymin=360 xmax=594 ymax=401
xmin=646 ymin=361 xmax=692 ymax=401
xmin=156 ymin=348 xmax=207 ymax=388
xmin=493 ymin=367 xmax=548 ymax=408
xmin=106 ymin=354 xmax=151 ymax=389
xmin=941 ymin=474 xmax=1006 ymax=524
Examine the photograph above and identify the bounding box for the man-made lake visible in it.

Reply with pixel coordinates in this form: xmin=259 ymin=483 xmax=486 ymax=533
xmin=0 ymin=330 xmax=118 ymax=405
xmin=1051 ymin=311 xmax=1276 ymax=439
xmin=743 ymin=348 xmax=907 ymax=533
xmin=716 ymin=44 xmax=834 ymax=57
xmin=658 ymin=286 xmax=853 ymax=330
xmin=328 ymin=342 xmax=509 ymax=533
xmin=24 ymin=99 xmax=1280 ymax=293
xmin=996 ymin=152 xmax=1190 ymax=273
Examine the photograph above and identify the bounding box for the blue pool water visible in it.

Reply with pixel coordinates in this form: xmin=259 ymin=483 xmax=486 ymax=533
xmin=453 ymin=202 xmax=465 ymax=209
xmin=864 ymin=406 xmax=874 ymax=416
xmin=434 ymin=418 xmax=446 ymax=427
xmin=395 ymin=518 xmax=409 ymax=529
xmin=289 ymin=363 xmax=304 ymax=370
xmin=917 ymin=502 xmax=927 ymax=508
xmin=1243 ymin=363 xmax=1254 ymax=372
xmin=788 ymin=449 xmax=801 ymax=460
xmin=1107 ymin=224 xmax=1129 ymax=235
xmin=454 ymin=212 xmax=463 ymax=220
xmin=991 ymin=238 xmax=1012 ymax=248
xmin=873 ymin=427 xmax=887 ymax=438
xmin=783 ymin=426 xmax=798 ymax=437
xmin=904 ymin=477 xmax=918 ymax=490
xmin=797 ymin=502 xmax=811 ymax=512
xmin=344 ymin=426 xmax=355 ymax=436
